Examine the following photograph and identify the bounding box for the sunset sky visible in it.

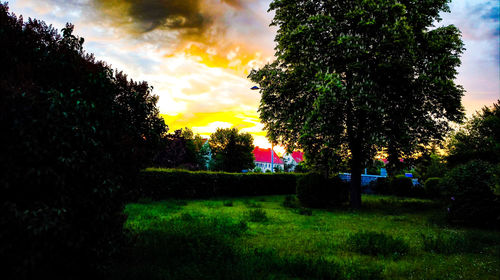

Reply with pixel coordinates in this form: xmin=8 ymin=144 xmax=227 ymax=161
xmin=7 ymin=0 xmax=500 ymax=149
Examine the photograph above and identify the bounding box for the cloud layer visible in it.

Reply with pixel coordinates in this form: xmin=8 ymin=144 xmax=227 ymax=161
xmin=7 ymin=0 xmax=500 ymax=149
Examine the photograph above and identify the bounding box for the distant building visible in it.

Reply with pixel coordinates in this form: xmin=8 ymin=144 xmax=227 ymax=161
xmin=283 ymin=151 xmax=304 ymax=172
xmin=253 ymin=147 xmax=284 ymax=172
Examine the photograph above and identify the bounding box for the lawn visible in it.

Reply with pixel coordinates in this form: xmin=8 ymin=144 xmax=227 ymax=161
xmin=112 ymin=195 xmax=500 ymax=279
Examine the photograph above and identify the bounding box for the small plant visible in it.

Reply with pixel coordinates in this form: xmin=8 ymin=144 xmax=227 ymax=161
xmin=346 ymin=231 xmax=409 ymax=259
xmin=424 ymin=177 xmax=442 ymax=198
xmin=223 ymin=200 xmax=233 ymax=207
xmin=391 ymin=175 xmax=414 ymax=197
xmin=421 ymin=231 xmax=469 ymax=254
xmin=243 ymin=200 xmax=262 ymax=208
xmin=247 ymin=209 xmax=268 ymax=223
xmin=282 ymin=195 xmax=300 ymax=209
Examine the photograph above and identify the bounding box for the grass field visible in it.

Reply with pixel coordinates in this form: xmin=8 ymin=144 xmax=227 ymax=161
xmin=112 ymin=195 xmax=500 ymax=279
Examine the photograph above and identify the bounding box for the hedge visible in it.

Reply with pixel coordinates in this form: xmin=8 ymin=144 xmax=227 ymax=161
xmin=132 ymin=168 xmax=303 ymax=200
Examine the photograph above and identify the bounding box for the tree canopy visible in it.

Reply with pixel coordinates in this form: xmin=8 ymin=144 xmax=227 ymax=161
xmin=249 ymin=0 xmax=465 ymax=207
xmin=0 ymin=4 xmax=166 ymax=277
xmin=447 ymin=100 xmax=500 ymax=166
xmin=208 ymin=128 xmax=255 ymax=172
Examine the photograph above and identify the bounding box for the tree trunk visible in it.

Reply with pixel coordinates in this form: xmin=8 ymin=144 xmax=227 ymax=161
xmin=350 ymin=141 xmax=362 ymax=208
xmin=387 ymin=144 xmax=401 ymax=176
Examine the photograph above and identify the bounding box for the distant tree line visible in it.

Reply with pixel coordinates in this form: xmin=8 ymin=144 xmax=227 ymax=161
xmin=152 ymin=127 xmax=255 ymax=173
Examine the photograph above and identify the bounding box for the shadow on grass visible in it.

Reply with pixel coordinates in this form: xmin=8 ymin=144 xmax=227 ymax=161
xmin=110 ymin=212 xmax=383 ymax=280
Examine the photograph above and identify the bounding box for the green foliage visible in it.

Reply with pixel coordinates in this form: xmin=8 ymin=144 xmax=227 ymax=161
xmin=0 ymin=4 xmax=166 ymax=277
xmin=440 ymin=160 xmax=500 ymax=228
xmin=296 ymin=173 xmax=349 ymax=208
xmin=421 ymin=231 xmax=469 ymax=254
xmin=243 ymin=200 xmax=262 ymax=208
xmin=367 ymin=160 xmax=385 ymax=175
xmin=136 ymin=169 xmax=302 ymax=200
xmin=247 ymin=209 xmax=268 ymax=223
xmin=223 ymin=200 xmax=234 ymax=207
xmin=252 ymin=167 xmax=263 ymax=173
xmin=153 ymin=128 xmax=208 ymax=170
xmin=391 ymin=175 xmax=414 ymax=197
xmin=447 ymin=101 xmax=500 ymax=166
xmin=346 ymin=231 xmax=409 ymax=259
xmin=424 ymin=177 xmax=443 ymax=198
xmin=249 ymin=0 xmax=465 ymax=207
xmin=370 ymin=177 xmax=391 ymax=195
xmin=209 ymin=128 xmax=255 ymax=172
xmin=282 ymin=195 xmax=300 ymax=209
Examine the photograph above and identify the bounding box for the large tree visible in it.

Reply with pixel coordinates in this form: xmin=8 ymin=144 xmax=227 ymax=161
xmin=249 ymin=0 xmax=464 ymax=207
xmin=209 ymin=128 xmax=255 ymax=172
xmin=447 ymin=100 xmax=500 ymax=166
xmin=0 ymin=4 xmax=166 ymax=277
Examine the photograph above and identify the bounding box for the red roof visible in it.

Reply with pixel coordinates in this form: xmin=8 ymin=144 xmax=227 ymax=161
xmin=381 ymin=158 xmax=404 ymax=164
xmin=253 ymin=147 xmax=284 ymax=164
xmin=291 ymin=151 xmax=304 ymax=163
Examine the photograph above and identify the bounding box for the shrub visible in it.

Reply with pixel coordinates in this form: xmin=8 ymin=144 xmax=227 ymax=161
xmin=346 ymin=231 xmax=409 ymax=259
xmin=296 ymin=173 xmax=349 ymax=208
xmin=247 ymin=209 xmax=268 ymax=223
xmin=424 ymin=177 xmax=443 ymax=198
xmin=421 ymin=231 xmax=469 ymax=254
xmin=391 ymin=175 xmax=414 ymax=197
xmin=440 ymin=160 xmax=500 ymax=228
xmin=243 ymin=200 xmax=262 ymax=208
xmin=370 ymin=177 xmax=391 ymax=195
xmin=282 ymin=195 xmax=301 ymax=209
xmin=136 ymin=169 xmax=301 ymax=200
xmin=0 ymin=5 xmax=166 ymax=278
xmin=223 ymin=200 xmax=233 ymax=207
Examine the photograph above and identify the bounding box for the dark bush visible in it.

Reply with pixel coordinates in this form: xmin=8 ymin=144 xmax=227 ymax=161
xmin=424 ymin=177 xmax=443 ymax=198
xmin=440 ymin=160 xmax=500 ymax=228
xmin=0 ymin=4 xmax=166 ymax=278
xmin=247 ymin=209 xmax=268 ymax=223
xmin=391 ymin=175 xmax=414 ymax=197
xmin=346 ymin=231 xmax=409 ymax=259
xmin=135 ymin=169 xmax=302 ymax=200
xmin=370 ymin=177 xmax=391 ymax=195
xmin=296 ymin=173 xmax=349 ymax=208
xmin=421 ymin=231 xmax=469 ymax=254
xmin=282 ymin=195 xmax=301 ymax=209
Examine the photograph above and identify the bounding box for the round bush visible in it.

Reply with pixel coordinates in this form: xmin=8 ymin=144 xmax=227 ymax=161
xmin=296 ymin=173 xmax=349 ymax=208
xmin=370 ymin=177 xmax=391 ymax=195
xmin=424 ymin=177 xmax=442 ymax=198
xmin=390 ymin=175 xmax=414 ymax=197
xmin=441 ymin=160 xmax=500 ymax=228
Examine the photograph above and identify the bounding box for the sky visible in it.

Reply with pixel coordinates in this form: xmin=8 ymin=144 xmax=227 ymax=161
xmin=7 ymin=0 xmax=500 ymax=150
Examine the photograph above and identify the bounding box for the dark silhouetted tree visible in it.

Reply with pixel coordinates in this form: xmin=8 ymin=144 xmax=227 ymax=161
xmin=447 ymin=100 xmax=500 ymax=166
xmin=208 ymin=128 xmax=255 ymax=172
xmin=0 ymin=4 xmax=166 ymax=278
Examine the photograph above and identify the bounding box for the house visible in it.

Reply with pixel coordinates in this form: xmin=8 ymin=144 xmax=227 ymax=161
xmin=283 ymin=151 xmax=304 ymax=172
xmin=253 ymin=147 xmax=284 ymax=172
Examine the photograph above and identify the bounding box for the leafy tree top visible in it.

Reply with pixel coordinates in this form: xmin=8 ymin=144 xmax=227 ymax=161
xmin=249 ymin=0 xmax=465 ymax=207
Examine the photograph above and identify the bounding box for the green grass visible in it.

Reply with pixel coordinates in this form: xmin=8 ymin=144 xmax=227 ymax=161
xmin=113 ymin=194 xmax=500 ymax=279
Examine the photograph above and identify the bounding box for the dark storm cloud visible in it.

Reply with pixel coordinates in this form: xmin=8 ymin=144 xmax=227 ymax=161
xmin=93 ymin=0 xmax=246 ymax=35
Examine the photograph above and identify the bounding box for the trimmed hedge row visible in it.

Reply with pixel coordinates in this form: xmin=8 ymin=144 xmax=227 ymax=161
xmin=132 ymin=168 xmax=303 ymax=200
